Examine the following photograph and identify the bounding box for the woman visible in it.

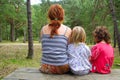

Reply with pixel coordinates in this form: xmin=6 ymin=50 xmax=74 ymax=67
xmin=39 ymin=4 xmax=71 ymax=74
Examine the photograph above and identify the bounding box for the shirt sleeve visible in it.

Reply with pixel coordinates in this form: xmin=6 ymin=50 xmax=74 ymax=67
xmin=67 ymin=45 xmax=75 ymax=58
xmin=91 ymin=45 xmax=100 ymax=62
xmin=86 ymin=45 xmax=91 ymax=57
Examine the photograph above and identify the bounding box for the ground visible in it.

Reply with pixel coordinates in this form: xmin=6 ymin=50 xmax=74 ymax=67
xmin=0 ymin=43 xmax=120 ymax=80
xmin=3 ymin=68 xmax=120 ymax=80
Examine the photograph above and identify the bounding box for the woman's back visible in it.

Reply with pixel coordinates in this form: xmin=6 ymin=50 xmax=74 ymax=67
xmin=41 ymin=24 xmax=70 ymax=65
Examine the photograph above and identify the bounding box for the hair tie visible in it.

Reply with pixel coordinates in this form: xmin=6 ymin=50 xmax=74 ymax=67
xmin=55 ymin=18 xmax=58 ymax=20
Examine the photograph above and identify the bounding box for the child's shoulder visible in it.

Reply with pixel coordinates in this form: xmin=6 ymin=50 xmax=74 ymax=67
xmin=93 ymin=42 xmax=103 ymax=47
xmin=81 ymin=43 xmax=89 ymax=48
xmin=95 ymin=42 xmax=110 ymax=47
xmin=68 ymin=43 xmax=90 ymax=49
xmin=68 ymin=43 xmax=74 ymax=46
xmin=68 ymin=44 xmax=74 ymax=49
xmin=92 ymin=42 xmax=108 ymax=50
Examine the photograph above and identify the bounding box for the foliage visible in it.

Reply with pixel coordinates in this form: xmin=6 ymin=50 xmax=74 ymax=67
xmin=31 ymin=3 xmax=48 ymax=40
xmin=0 ymin=0 xmax=27 ymax=41
xmin=61 ymin=0 xmax=113 ymax=43
xmin=0 ymin=0 xmax=120 ymax=43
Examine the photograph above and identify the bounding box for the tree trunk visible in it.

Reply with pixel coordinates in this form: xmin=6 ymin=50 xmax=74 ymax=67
xmin=109 ymin=0 xmax=120 ymax=54
xmin=10 ymin=19 xmax=15 ymax=42
xmin=23 ymin=27 xmax=27 ymax=43
xmin=6 ymin=24 xmax=9 ymax=40
xmin=0 ymin=24 xmax=2 ymax=42
xmin=39 ymin=29 xmax=41 ymax=43
xmin=114 ymin=26 xmax=116 ymax=48
xmin=26 ymin=0 xmax=34 ymax=59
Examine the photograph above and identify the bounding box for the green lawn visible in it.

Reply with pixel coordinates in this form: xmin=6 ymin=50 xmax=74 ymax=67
xmin=0 ymin=43 xmax=120 ymax=79
xmin=0 ymin=43 xmax=41 ymax=79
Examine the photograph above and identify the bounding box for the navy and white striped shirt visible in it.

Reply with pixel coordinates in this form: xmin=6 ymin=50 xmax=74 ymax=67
xmin=41 ymin=33 xmax=68 ymax=66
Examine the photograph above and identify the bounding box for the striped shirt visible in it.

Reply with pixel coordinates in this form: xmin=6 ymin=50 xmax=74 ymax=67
xmin=41 ymin=28 xmax=68 ymax=66
xmin=67 ymin=43 xmax=91 ymax=74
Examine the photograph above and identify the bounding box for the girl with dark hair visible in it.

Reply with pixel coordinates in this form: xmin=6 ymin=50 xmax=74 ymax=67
xmin=90 ymin=26 xmax=114 ymax=74
xmin=39 ymin=4 xmax=71 ymax=74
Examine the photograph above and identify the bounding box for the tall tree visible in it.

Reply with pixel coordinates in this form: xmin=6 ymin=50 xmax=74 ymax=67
xmin=0 ymin=24 xmax=2 ymax=42
xmin=26 ymin=0 xmax=34 ymax=59
xmin=0 ymin=0 xmax=27 ymax=41
xmin=10 ymin=19 xmax=15 ymax=41
xmin=109 ymin=0 xmax=120 ymax=53
xmin=1 ymin=0 xmax=16 ymax=42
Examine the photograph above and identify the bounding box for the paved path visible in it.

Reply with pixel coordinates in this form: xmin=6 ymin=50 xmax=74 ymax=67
xmin=3 ymin=68 xmax=120 ymax=80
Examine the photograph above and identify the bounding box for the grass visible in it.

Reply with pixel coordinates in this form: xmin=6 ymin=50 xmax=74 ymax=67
xmin=0 ymin=43 xmax=41 ymax=79
xmin=112 ymin=47 xmax=120 ymax=69
xmin=0 ymin=43 xmax=120 ymax=79
xmin=113 ymin=56 xmax=120 ymax=69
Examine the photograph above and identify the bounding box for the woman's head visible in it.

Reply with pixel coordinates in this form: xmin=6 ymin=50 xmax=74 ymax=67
xmin=48 ymin=4 xmax=64 ymax=22
xmin=70 ymin=26 xmax=86 ymax=44
xmin=93 ymin=26 xmax=111 ymax=44
xmin=48 ymin=4 xmax=64 ymax=38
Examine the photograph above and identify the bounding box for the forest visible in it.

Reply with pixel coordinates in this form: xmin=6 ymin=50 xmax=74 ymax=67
xmin=0 ymin=0 xmax=119 ymax=43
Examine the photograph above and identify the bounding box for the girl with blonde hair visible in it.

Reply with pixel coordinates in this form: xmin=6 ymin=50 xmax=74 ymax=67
xmin=67 ymin=26 xmax=91 ymax=75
